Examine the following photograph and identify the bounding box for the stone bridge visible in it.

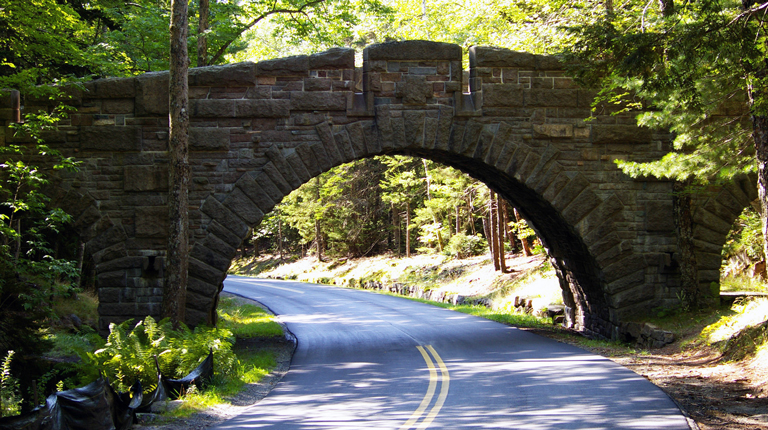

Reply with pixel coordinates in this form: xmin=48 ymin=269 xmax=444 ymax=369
xmin=1 ymin=41 xmax=755 ymax=340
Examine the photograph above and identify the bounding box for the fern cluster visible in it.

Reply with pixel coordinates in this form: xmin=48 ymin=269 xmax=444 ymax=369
xmin=91 ymin=316 xmax=236 ymax=393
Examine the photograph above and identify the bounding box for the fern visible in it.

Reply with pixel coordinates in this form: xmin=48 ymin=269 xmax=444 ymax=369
xmin=94 ymin=316 xmax=236 ymax=393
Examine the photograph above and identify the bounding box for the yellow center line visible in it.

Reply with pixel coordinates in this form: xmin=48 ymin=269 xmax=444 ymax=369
xmin=400 ymin=345 xmax=450 ymax=430
xmin=399 ymin=346 xmax=438 ymax=430
xmin=418 ymin=345 xmax=450 ymax=429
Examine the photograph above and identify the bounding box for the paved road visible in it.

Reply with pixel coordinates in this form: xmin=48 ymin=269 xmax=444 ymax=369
xmin=214 ymin=275 xmax=691 ymax=430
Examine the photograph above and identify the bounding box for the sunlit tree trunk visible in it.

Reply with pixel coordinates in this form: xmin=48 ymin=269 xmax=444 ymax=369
xmin=197 ymin=0 xmax=208 ymax=67
xmin=496 ymin=193 xmax=507 ymax=273
xmin=514 ymin=208 xmax=532 ymax=257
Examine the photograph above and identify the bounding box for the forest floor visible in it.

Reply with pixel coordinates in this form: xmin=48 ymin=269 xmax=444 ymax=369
xmin=234 ymin=252 xmax=768 ymax=429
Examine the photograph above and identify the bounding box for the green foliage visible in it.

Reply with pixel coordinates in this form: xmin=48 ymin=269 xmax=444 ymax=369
xmin=443 ymin=233 xmax=487 ymax=259
xmin=0 ymin=351 xmax=21 ymax=417
xmin=723 ymin=206 xmax=765 ymax=265
xmin=92 ymin=316 xmax=236 ymax=393
xmin=562 ymin=0 xmax=761 ymax=184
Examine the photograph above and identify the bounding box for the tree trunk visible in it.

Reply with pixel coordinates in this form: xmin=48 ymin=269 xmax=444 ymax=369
xmin=278 ymin=216 xmax=283 ymax=260
xmin=753 ymin=115 xmax=768 ymax=272
xmin=393 ymin=203 xmax=401 ymax=258
xmin=314 ymin=176 xmax=323 ymax=262
xmin=502 ymin=201 xmax=517 ymax=254
xmin=673 ymin=179 xmax=699 ymax=308
xmin=197 ymin=0 xmax=208 ymax=67
xmin=482 ymin=215 xmax=494 ymax=266
xmin=489 ymin=192 xmax=500 ymax=271
xmin=514 ymin=208 xmax=533 ymax=257
xmin=495 ymin=193 xmax=507 ymax=273
xmin=405 ymin=201 xmax=411 ymax=258
xmin=163 ymin=0 xmax=190 ymax=327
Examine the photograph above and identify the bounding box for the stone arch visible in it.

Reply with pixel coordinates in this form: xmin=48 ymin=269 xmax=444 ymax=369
xmin=690 ymin=174 xmax=759 ymax=296
xmin=191 ymin=108 xmax=640 ymax=338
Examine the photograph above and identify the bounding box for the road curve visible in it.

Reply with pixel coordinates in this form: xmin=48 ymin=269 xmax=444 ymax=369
xmin=214 ymin=275 xmax=691 ymax=430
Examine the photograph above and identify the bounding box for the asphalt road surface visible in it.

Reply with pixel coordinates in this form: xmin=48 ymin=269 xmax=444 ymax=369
xmin=214 ymin=275 xmax=691 ymax=430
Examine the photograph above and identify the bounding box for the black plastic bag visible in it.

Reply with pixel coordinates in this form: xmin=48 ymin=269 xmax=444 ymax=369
xmin=163 ymin=350 xmax=214 ymax=399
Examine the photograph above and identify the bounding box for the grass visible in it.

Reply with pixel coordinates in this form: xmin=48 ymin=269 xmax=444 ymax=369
xmin=217 ymin=296 xmax=284 ymax=338
xmin=160 ymin=297 xmax=284 ymax=419
xmin=720 ymin=274 xmax=768 ymax=293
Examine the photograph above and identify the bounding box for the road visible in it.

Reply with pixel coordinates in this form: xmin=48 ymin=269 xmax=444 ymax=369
xmin=214 ymin=275 xmax=691 ymax=430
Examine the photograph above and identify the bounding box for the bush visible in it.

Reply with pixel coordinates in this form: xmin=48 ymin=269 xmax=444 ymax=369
xmin=443 ymin=233 xmax=487 ymax=259
xmin=91 ymin=316 xmax=236 ymax=393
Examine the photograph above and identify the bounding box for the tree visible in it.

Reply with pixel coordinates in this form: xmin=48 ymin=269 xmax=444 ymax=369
xmin=381 ymin=156 xmax=423 ymax=258
xmin=162 ymin=0 xmax=190 ymax=326
xmin=560 ymin=0 xmax=768 ymax=305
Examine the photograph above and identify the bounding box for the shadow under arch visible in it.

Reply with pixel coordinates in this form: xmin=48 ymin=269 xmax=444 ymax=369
xmin=193 ymin=116 xmax=627 ymax=339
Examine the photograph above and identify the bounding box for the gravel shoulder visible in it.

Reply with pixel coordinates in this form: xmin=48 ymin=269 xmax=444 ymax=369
xmin=133 ymin=293 xmax=296 ymax=430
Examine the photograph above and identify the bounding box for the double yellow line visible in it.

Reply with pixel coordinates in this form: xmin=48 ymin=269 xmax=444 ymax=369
xmin=400 ymin=345 xmax=450 ymax=429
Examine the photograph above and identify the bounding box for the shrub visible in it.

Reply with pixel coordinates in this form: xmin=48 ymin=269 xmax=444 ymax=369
xmin=443 ymin=233 xmax=487 ymax=259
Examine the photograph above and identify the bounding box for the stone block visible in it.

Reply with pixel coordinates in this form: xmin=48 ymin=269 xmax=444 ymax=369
xmin=206 ymin=220 xmax=242 ymax=249
xmin=334 ymin=129 xmax=356 ymax=161
xmin=645 ymin=201 xmax=674 ymax=232
xmin=482 ymin=83 xmax=524 ymax=107
xmin=190 ymin=99 xmax=234 ymax=117
xmin=525 ymin=89 xmax=578 ymax=107
xmin=101 ymin=99 xmax=134 ymax=114
xmin=189 ymin=257 xmax=225 ymax=286
xmin=96 ymin=256 xmax=143 ymax=275
xmin=290 ymin=92 xmax=346 ymax=111
xmin=189 ymin=62 xmax=258 ymax=86
xmin=470 ymin=46 xmax=538 ymax=68
xmin=81 ymin=126 xmax=141 ymax=151
xmin=222 ymin=188 xmax=264 ymax=226
xmin=235 ymin=99 xmax=290 ymax=118
xmin=85 ymin=77 xmax=136 ymax=99
xmin=401 ymin=75 xmax=432 ymax=105
xmin=190 ymin=243 xmax=231 ymax=272
xmin=305 ymin=78 xmax=333 ymax=91
xmin=533 ymin=124 xmax=573 ymax=138
xmin=309 ymin=47 xmax=355 ymax=69
xmin=257 ymin=55 xmax=310 ymax=75
xmin=262 ymin=162 xmax=293 ymax=196
xmin=604 ymin=255 xmax=647 ymax=284
xmin=73 ymin=205 xmax=102 ymax=231
xmin=135 ymin=72 xmax=170 ymax=116
xmin=591 ymin=125 xmax=653 ymax=144
xmin=201 ymin=195 xmax=249 ymax=238
xmin=252 ymin=171 xmax=283 ymax=205
xmin=562 ymin=189 xmax=601 ymax=225
xmin=124 ymin=165 xmax=168 ymax=191
xmin=309 ymin=142 xmax=333 ymax=171
xmin=295 ymin=144 xmax=321 ymax=177
xmin=693 ymin=207 xmax=732 ymax=235
xmin=346 ymin=121 xmax=368 ymax=157
xmin=551 ymin=173 xmax=590 ymax=212
xmin=135 ymin=206 xmax=168 ymax=238
xmin=365 ymin=41 xmax=461 ymax=61
xmin=190 ymin=127 xmax=230 ymax=150
xmin=404 ymin=110 xmax=426 ymax=148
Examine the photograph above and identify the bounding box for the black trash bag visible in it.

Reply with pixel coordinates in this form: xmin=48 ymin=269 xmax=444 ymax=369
xmin=0 ymin=377 xmax=116 ymax=430
xmin=111 ymin=380 xmax=142 ymax=430
xmin=136 ymin=357 xmax=168 ymax=413
xmin=163 ymin=350 xmax=213 ymax=399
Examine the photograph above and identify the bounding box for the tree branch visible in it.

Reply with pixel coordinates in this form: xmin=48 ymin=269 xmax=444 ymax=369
xmin=208 ymin=0 xmax=326 ymax=65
